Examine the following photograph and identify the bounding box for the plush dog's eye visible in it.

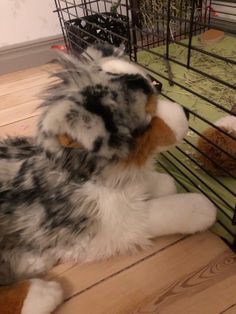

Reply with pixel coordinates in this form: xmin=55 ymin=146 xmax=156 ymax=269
xmin=92 ymin=137 xmax=103 ymax=153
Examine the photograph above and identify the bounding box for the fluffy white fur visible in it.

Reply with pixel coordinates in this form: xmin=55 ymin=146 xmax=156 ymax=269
xmin=21 ymin=279 xmax=63 ymax=314
xmin=156 ymin=99 xmax=189 ymax=142
xmin=78 ymin=169 xmax=216 ymax=261
xmin=101 ymin=58 xmax=147 ymax=76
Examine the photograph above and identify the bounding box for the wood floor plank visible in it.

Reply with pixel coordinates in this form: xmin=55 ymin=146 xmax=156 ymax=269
xmin=0 ymin=66 xmax=45 ymax=85
xmin=49 ymin=235 xmax=184 ymax=300
xmin=0 ymin=101 xmax=40 ymax=127
xmin=0 ymin=116 xmax=38 ymax=138
xmin=0 ymin=73 xmax=56 ymax=97
xmin=222 ymin=303 xmax=236 ymax=314
xmin=55 ymin=233 xmax=231 ymax=314
xmin=0 ymin=85 xmax=44 ymax=111
xmin=136 ymin=249 xmax=236 ymax=314
xmin=47 ymin=263 xmax=77 ymax=279
xmin=0 ymin=63 xmax=58 ymax=85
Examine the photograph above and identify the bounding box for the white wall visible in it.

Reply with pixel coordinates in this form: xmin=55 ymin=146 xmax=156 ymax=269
xmin=0 ymin=0 xmax=61 ymax=48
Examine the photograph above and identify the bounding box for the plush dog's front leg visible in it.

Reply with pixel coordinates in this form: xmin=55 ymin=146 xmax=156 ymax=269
xmin=146 ymin=172 xmax=177 ymax=198
xmin=0 ymin=279 xmax=63 ymax=314
xmin=145 ymin=193 xmax=217 ymax=237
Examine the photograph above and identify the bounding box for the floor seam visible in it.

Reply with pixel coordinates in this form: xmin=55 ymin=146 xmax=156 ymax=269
xmin=64 ymin=235 xmax=189 ymax=303
xmin=219 ymin=302 xmax=236 ymax=314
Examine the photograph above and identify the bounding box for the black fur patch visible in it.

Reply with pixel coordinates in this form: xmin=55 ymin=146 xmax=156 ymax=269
xmin=6 ymin=138 xmax=30 ymax=146
xmin=0 ymin=188 xmax=38 ymax=215
xmin=94 ymin=43 xmax=115 ymax=57
xmin=45 ymin=150 xmax=53 ymax=159
xmin=66 ymin=109 xmax=80 ymax=126
xmin=82 ymin=114 xmax=91 ymax=124
xmin=108 ymin=134 xmax=134 ymax=151
xmin=60 ymin=148 xmax=93 ymax=182
xmin=112 ymin=74 xmax=154 ymax=95
xmin=81 ymin=85 xmax=118 ymax=133
xmin=92 ymin=137 xmax=103 ymax=153
xmin=108 ymin=134 xmax=122 ymax=148
xmin=131 ymin=124 xmax=149 ymax=137
xmin=111 ymin=91 xmax=118 ymax=101
xmin=0 ymin=138 xmax=40 ymax=159
xmin=0 ymin=147 xmax=8 ymax=158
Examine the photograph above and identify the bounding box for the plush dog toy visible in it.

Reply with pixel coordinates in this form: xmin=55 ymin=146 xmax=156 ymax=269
xmin=197 ymin=105 xmax=236 ymax=176
xmin=0 ymin=44 xmax=216 ymax=314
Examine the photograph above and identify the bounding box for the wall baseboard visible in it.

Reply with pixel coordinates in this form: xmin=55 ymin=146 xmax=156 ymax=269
xmin=0 ymin=35 xmax=64 ymax=75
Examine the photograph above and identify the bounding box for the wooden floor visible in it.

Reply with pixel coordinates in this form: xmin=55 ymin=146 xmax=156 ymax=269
xmin=0 ymin=65 xmax=236 ymax=314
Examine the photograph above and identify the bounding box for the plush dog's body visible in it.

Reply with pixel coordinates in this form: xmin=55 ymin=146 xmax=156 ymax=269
xmin=0 ymin=136 xmax=181 ymax=283
xmin=0 ymin=46 xmax=216 ymax=294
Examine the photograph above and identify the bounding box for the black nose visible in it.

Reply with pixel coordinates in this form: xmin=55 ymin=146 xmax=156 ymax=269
xmin=183 ymin=107 xmax=190 ymax=120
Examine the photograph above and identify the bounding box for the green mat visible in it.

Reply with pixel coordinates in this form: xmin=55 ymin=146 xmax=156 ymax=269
xmin=137 ymin=34 xmax=236 ymax=244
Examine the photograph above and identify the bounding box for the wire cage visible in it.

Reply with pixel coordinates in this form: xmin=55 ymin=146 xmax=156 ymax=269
xmin=54 ymin=0 xmax=236 ymax=248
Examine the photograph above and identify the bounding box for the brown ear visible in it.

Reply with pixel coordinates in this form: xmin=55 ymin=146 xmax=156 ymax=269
xmin=0 ymin=281 xmax=31 ymax=314
xmin=125 ymin=116 xmax=176 ymax=166
xmin=58 ymin=134 xmax=82 ymax=148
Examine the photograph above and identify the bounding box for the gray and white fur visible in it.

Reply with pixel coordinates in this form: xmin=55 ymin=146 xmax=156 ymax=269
xmin=0 ymin=44 xmax=216 ymax=286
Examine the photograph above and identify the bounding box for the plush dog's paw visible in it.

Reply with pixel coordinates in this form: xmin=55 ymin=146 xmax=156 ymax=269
xmin=21 ymin=279 xmax=63 ymax=314
xmin=185 ymin=194 xmax=217 ymax=234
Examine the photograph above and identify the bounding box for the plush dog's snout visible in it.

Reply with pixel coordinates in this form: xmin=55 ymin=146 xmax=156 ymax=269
xmin=183 ymin=107 xmax=190 ymax=121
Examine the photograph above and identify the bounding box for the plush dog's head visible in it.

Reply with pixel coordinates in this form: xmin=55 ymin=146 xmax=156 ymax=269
xmin=38 ymin=44 xmax=188 ymax=177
